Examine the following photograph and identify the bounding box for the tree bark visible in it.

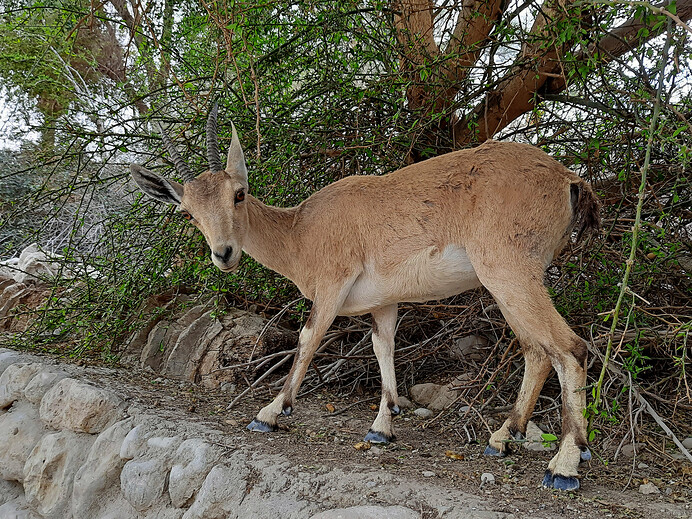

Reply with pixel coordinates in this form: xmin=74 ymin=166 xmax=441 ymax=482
xmin=454 ymin=0 xmax=692 ymax=145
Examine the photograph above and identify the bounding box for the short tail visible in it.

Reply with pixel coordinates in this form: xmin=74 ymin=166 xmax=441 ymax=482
xmin=570 ymin=181 xmax=601 ymax=242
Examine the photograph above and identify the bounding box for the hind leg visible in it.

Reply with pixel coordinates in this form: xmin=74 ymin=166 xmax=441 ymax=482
xmin=484 ymin=341 xmax=552 ymax=456
xmin=473 ymin=260 xmax=589 ymax=490
xmin=364 ymin=304 xmax=399 ymax=443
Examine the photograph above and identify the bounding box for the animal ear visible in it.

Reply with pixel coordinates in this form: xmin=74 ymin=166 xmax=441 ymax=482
xmin=225 ymin=121 xmax=248 ymax=187
xmin=130 ymin=164 xmax=184 ymax=205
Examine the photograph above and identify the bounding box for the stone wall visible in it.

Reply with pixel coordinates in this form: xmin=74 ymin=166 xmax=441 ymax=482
xmin=0 ymin=348 xmax=506 ymax=519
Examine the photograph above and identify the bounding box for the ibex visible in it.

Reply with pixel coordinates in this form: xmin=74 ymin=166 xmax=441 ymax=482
xmin=131 ymin=105 xmax=600 ymax=491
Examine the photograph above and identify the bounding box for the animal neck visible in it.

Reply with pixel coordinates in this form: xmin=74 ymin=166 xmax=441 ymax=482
xmin=243 ymin=195 xmax=300 ymax=280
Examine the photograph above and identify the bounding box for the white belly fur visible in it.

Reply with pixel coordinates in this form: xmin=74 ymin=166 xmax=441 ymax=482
xmin=340 ymin=245 xmax=481 ymax=316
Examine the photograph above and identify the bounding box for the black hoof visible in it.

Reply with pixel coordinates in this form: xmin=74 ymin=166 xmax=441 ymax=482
xmin=542 ymin=470 xmax=554 ymax=488
xmin=391 ymin=405 xmax=401 ymax=416
xmin=282 ymin=406 xmax=293 ymax=416
xmin=247 ymin=419 xmax=277 ymax=433
xmin=512 ymin=430 xmax=525 ymax=441
xmin=580 ymin=447 xmax=592 ymax=462
xmin=553 ymin=474 xmax=580 ymax=491
xmin=542 ymin=471 xmax=580 ymax=491
xmin=484 ymin=445 xmax=505 ymax=457
xmin=364 ymin=429 xmax=394 ymax=444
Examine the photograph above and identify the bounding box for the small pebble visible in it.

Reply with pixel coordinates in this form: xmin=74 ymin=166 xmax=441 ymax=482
xmin=414 ymin=408 xmax=434 ymax=419
xmin=422 ymin=471 xmax=436 ymax=478
xmin=682 ymin=437 xmax=692 ymax=450
xmin=639 ymin=482 xmax=660 ymax=495
xmin=365 ymin=481 xmax=377 ymax=488
xmin=665 ymin=487 xmax=673 ymax=496
xmin=481 ymin=473 xmax=495 ymax=485
xmin=369 ymin=446 xmax=382 ymax=455
xmin=637 ymin=462 xmax=649 ymax=469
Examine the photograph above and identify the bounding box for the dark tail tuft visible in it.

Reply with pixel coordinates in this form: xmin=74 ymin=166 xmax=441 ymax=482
xmin=570 ymin=181 xmax=601 ymax=242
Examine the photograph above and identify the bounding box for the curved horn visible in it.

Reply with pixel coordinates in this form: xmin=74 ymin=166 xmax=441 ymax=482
xmin=206 ymin=102 xmax=223 ymax=172
xmin=156 ymin=122 xmax=196 ymax=183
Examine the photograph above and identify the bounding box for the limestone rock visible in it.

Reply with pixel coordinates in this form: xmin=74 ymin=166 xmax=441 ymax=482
xmin=120 ymin=458 xmax=170 ymax=512
xmin=72 ymin=418 xmax=133 ymax=518
xmin=14 ymin=244 xmax=61 ymax=284
xmin=196 ymin=309 xmax=295 ymax=389
xmin=639 ymin=482 xmax=660 ymax=495
xmin=310 ymin=506 xmax=420 ymax=519
xmin=523 ymin=421 xmax=556 ymax=452
xmin=23 ymin=368 xmax=68 ymax=406
xmin=120 ymin=424 xmax=156 ymax=461
xmin=141 ymin=305 xmax=209 ymax=372
xmin=621 ymin=443 xmax=645 ymax=458
xmin=0 ymin=349 xmax=25 ymax=376
xmin=169 ymin=438 xmax=223 ymax=508
xmin=39 ymin=378 xmax=124 ymax=433
xmin=182 ymin=461 xmax=249 ymax=519
xmin=164 ymin=310 xmax=223 ymax=381
xmin=0 ymin=402 xmax=48 ymax=482
xmin=23 ymin=430 xmax=93 ymax=519
xmin=413 ymin=407 xmax=434 ymax=419
xmin=682 ymin=437 xmax=692 ymax=450
xmin=0 ymin=362 xmax=42 ymax=408
xmin=120 ymin=435 xmax=182 ymax=511
xmin=397 ymin=396 xmax=413 ymax=409
xmin=0 ymin=500 xmax=41 ymax=519
xmin=449 ymin=334 xmax=488 ymax=361
xmin=409 ymin=383 xmax=457 ymax=411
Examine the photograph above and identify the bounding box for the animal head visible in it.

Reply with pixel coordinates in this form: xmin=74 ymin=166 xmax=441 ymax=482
xmin=130 ymin=105 xmax=249 ymax=272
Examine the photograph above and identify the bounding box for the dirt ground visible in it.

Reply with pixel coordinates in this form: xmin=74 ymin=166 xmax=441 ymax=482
xmin=62 ymin=355 xmax=691 ymax=519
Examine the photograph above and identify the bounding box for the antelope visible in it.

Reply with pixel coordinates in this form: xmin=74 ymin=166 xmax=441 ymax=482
xmin=131 ymin=105 xmax=600 ymax=491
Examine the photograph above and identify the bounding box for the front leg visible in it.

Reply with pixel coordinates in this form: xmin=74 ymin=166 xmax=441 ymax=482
xmin=247 ymin=323 xmax=329 ymax=431
xmin=364 ymin=304 xmax=399 ymax=444
xmin=247 ymin=278 xmax=356 ymax=432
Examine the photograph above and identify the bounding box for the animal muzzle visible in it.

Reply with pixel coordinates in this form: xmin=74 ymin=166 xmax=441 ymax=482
xmin=211 ymin=246 xmax=240 ymax=272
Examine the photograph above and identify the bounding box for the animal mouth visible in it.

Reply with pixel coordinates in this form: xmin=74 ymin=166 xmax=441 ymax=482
xmin=219 ymin=261 xmax=240 ymax=273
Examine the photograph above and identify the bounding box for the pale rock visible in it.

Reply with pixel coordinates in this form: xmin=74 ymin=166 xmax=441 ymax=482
xmin=120 ymin=435 xmax=182 ymax=511
xmin=23 ymin=368 xmax=68 ymax=406
xmin=169 ymin=438 xmax=223 ymax=508
xmin=0 ymin=349 xmax=25 ymax=376
xmin=639 ymin=482 xmax=660 ymax=495
xmin=409 ymin=382 xmax=457 ymax=410
xmin=310 ymin=505 xmax=420 ymax=519
xmin=0 ymin=362 xmax=42 ymax=408
xmin=120 ymin=458 xmax=170 ymax=512
xmin=397 ymin=396 xmax=413 ymax=409
xmin=682 ymin=437 xmax=692 ymax=450
xmin=0 ymin=402 xmax=48 ymax=482
xmin=14 ymin=244 xmax=61 ymax=284
xmin=523 ymin=421 xmax=556 ymax=452
xmin=0 ymin=500 xmax=41 ymax=519
xmin=0 ymin=477 xmax=23 ymax=499
xmin=413 ymin=407 xmax=434 ymax=419
xmin=39 ymin=378 xmax=124 ymax=433
xmin=422 ymin=470 xmax=436 ymax=477
xmin=23 ymin=430 xmax=93 ymax=519
xmin=120 ymin=424 xmax=156 ymax=460
xmin=481 ymin=473 xmax=495 ymax=485
xmin=182 ymin=461 xmax=249 ymax=519
xmin=449 ymin=334 xmax=488 ymax=360
xmin=0 ymin=283 xmax=30 ymax=320
xmin=72 ymin=418 xmax=133 ymax=518
xmin=621 ymin=443 xmax=645 ymax=458
xmin=164 ymin=310 xmax=223 ymax=381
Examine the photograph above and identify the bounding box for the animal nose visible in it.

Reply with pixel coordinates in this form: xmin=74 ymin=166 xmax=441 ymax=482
xmin=214 ymin=246 xmax=233 ymax=263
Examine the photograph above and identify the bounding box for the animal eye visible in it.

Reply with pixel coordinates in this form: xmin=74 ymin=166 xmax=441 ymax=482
xmin=234 ymin=189 xmax=245 ymax=204
xmin=180 ymin=210 xmax=193 ymax=221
